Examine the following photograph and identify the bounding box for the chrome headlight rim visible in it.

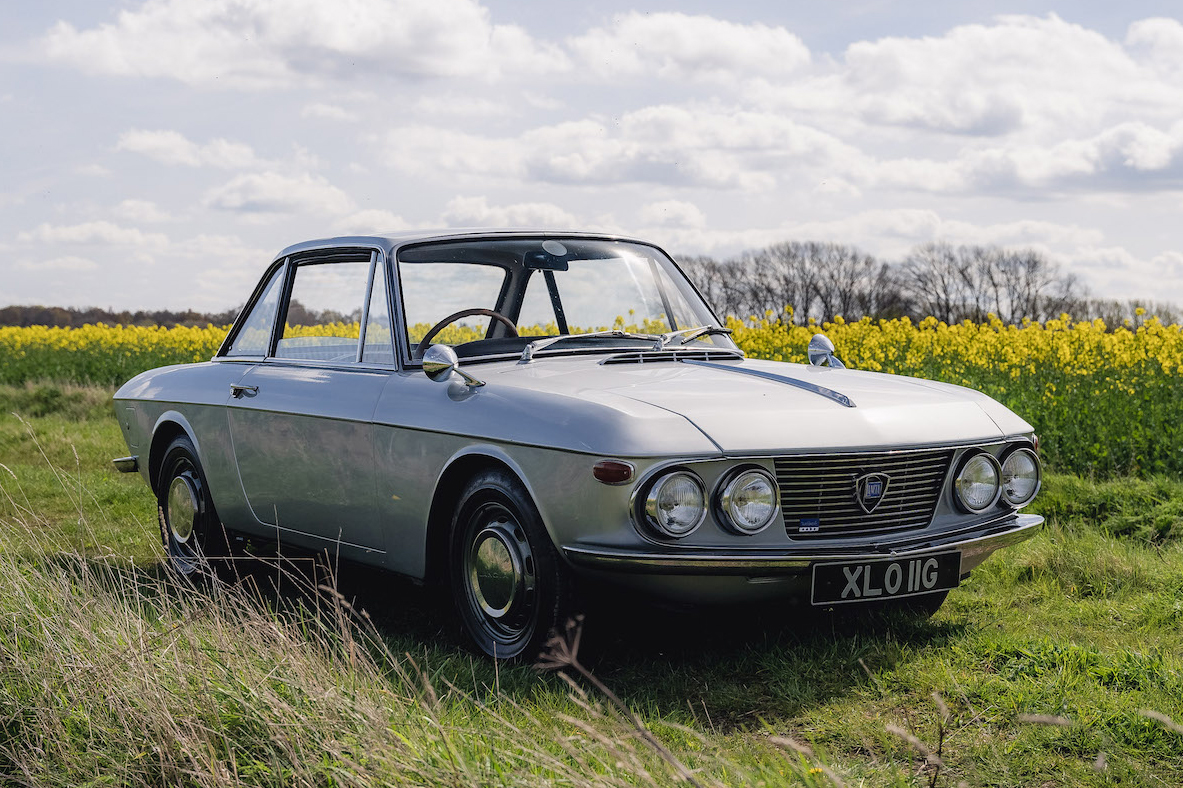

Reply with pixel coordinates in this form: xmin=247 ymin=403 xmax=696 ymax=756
xmin=642 ymin=470 xmax=707 ymax=539
xmin=953 ymin=450 xmax=1003 ymax=513
xmin=716 ymin=465 xmax=780 ymax=535
xmin=999 ymin=446 xmax=1041 ymax=508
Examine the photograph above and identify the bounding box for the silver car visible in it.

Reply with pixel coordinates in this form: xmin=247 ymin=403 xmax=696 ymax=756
xmin=113 ymin=230 xmax=1043 ymax=659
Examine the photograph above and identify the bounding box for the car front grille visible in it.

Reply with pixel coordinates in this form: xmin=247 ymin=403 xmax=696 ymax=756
xmin=775 ymin=449 xmax=954 ymax=539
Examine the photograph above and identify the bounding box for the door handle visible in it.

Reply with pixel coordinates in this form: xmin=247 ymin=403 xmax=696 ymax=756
xmin=230 ymin=384 xmax=259 ymax=398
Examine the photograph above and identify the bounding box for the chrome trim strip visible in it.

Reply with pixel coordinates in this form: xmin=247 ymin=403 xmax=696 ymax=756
xmin=564 ymin=514 xmax=1043 ymax=575
xmin=682 ymin=359 xmax=856 ymax=408
xmin=112 ymin=455 xmax=139 ymax=473
xmin=267 ymin=522 xmax=387 ymax=555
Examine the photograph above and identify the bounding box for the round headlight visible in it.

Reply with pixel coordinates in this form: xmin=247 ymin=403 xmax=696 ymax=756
xmin=1001 ymin=448 xmax=1041 ymax=507
xmin=644 ymin=472 xmax=706 ymax=537
xmin=719 ymin=469 xmax=778 ymax=534
xmin=954 ymin=452 xmax=1001 ymax=512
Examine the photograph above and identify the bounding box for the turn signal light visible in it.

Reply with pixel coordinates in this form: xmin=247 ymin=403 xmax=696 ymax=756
xmin=593 ymin=460 xmax=634 ymax=485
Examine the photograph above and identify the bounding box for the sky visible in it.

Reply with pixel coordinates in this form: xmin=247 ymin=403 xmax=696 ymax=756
xmin=2 ymin=1 xmax=1182 ymax=312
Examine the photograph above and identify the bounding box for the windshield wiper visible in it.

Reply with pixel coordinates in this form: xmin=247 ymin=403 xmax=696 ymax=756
xmin=655 ymin=325 xmax=734 ymax=349
xmin=519 ymin=329 xmax=659 ymax=363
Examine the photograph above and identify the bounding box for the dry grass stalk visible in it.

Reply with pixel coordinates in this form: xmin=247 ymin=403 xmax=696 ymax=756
xmin=537 ymin=616 xmax=714 ymax=788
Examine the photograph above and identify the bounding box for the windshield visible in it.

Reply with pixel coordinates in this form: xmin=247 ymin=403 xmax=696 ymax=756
xmin=396 ymin=237 xmax=732 ymax=360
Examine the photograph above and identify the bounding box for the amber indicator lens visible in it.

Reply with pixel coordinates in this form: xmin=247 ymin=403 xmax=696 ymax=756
xmin=593 ymin=460 xmax=634 ymax=484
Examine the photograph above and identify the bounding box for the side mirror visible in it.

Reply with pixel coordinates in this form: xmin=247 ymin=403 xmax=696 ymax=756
xmin=422 ymin=344 xmax=485 ymax=387
xmin=808 ymin=333 xmax=846 ymax=369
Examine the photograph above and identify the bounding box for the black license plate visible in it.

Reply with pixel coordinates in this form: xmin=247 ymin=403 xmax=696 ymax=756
xmin=811 ymin=552 xmax=961 ymax=605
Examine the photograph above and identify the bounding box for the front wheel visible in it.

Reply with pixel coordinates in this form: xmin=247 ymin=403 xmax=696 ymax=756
xmin=449 ymin=469 xmax=571 ymax=660
xmin=156 ymin=435 xmax=226 ymax=574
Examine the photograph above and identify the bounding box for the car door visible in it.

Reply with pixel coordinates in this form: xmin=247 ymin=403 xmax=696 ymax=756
xmin=226 ymin=247 xmax=396 ymax=557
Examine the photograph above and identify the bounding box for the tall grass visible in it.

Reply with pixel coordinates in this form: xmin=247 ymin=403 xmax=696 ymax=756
xmin=4 ymin=388 xmax=1183 ymax=786
xmin=0 ymin=521 xmax=806 ymax=787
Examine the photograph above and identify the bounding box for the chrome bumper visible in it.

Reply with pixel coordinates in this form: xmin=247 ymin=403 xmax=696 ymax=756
xmin=112 ymin=455 xmax=139 ymax=473
xmin=563 ymin=513 xmax=1043 ymax=576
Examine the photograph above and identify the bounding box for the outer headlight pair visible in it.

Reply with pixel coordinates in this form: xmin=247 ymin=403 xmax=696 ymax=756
xmin=953 ymin=446 xmax=1040 ymax=513
xmin=642 ymin=467 xmax=778 ymax=538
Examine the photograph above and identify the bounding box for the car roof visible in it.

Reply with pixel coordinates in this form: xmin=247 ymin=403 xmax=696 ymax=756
xmin=275 ymin=228 xmax=651 ymax=260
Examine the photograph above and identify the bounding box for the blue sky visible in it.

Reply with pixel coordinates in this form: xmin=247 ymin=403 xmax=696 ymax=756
xmin=2 ymin=1 xmax=1181 ymax=310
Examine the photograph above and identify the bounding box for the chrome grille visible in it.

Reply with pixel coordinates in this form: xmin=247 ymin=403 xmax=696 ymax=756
xmin=776 ymin=449 xmax=953 ymax=539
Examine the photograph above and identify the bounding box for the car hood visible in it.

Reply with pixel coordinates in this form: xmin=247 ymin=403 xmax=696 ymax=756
xmin=485 ymin=354 xmax=1032 ymax=453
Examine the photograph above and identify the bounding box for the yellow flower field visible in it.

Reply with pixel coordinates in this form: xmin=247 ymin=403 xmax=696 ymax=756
xmin=2 ymin=314 xmax=1181 ymax=476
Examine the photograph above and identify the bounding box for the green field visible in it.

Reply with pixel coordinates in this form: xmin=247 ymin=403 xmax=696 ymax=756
xmin=1 ymin=383 xmax=1182 ymax=786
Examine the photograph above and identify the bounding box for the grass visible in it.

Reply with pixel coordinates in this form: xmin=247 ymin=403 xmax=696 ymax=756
xmin=2 ymin=383 xmax=1183 ymax=786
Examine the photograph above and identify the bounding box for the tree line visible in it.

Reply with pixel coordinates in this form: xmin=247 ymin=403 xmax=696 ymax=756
xmin=0 ymin=305 xmax=240 ymax=329
xmin=680 ymin=240 xmax=1178 ymax=327
xmin=1 ymin=240 xmax=1175 ymax=329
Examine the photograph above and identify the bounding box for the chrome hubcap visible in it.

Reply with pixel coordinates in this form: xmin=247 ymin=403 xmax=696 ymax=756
xmin=464 ymin=509 xmax=536 ymax=640
xmin=471 ymin=530 xmax=518 ymax=618
xmin=167 ymin=475 xmax=198 ymax=545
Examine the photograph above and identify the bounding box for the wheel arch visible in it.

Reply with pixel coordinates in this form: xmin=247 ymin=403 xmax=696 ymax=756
xmin=147 ymin=411 xmax=201 ymax=492
xmin=423 ymin=447 xmax=548 ymax=585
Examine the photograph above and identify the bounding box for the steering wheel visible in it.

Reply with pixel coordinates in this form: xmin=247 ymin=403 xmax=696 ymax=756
xmin=415 ymin=308 xmax=519 ymax=357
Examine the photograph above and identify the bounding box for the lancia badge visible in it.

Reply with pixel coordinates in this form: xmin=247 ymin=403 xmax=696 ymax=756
xmin=854 ymin=473 xmax=891 ymax=514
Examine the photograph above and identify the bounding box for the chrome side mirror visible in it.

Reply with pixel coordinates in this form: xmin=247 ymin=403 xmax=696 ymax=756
xmin=808 ymin=333 xmax=846 ymax=368
xmin=422 ymin=344 xmax=485 ymax=387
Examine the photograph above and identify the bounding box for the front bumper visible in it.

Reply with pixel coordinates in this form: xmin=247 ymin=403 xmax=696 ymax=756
xmin=563 ymin=513 xmax=1043 ymax=576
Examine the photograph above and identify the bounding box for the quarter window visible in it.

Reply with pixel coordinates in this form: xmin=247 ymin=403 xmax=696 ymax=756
xmin=225 ymin=264 xmax=284 ymax=357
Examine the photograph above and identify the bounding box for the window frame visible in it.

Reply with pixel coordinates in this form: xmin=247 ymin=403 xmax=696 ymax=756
xmin=392 ymin=250 xmax=513 ymax=367
xmin=216 ymin=245 xmax=397 ymax=371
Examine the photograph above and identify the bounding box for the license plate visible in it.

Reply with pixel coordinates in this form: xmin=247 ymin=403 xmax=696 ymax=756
xmin=811 ymin=552 xmax=961 ymax=605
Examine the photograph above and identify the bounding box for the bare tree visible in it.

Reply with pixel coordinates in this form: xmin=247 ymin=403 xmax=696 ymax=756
xmin=900 ymin=242 xmax=1086 ymax=324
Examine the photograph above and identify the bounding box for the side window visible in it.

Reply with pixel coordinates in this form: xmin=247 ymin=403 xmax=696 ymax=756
xmin=225 ymin=264 xmax=284 ymax=357
xmin=361 ymin=265 xmax=394 ymax=364
xmin=274 ymin=261 xmax=369 ymax=362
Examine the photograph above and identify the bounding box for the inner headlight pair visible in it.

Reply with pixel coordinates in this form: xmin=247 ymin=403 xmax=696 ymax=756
xmin=643 ymin=468 xmax=778 ymax=538
xmin=954 ymin=446 xmax=1040 ymax=512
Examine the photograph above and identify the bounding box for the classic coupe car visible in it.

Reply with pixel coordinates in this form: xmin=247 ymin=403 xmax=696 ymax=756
xmin=113 ymin=230 xmax=1043 ymax=659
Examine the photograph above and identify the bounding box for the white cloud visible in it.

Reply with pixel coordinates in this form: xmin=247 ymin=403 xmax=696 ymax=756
xmin=75 ymin=163 xmax=112 ymax=177
xmin=441 ymin=196 xmax=578 ymax=228
xmin=638 ymin=200 xmax=706 ymax=229
xmin=568 ymin=12 xmax=809 ymax=82
xmin=41 ymin=0 xmax=566 ymax=89
xmin=15 ymin=255 xmax=99 ymax=272
xmin=301 ymin=103 xmax=358 ymax=122
xmin=113 ymin=199 xmax=171 ymax=223
xmin=202 ymin=172 xmax=354 ymax=215
xmin=383 ymin=106 xmax=861 ymax=191
xmin=333 ymin=209 xmax=414 ymax=234
xmin=1126 ymin=17 xmax=1183 ymax=78
xmin=632 ymin=209 xmax=1112 ymax=264
xmin=412 ymin=95 xmax=508 ymax=118
xmin=870 ymin=120 xmax=1183 ymax=193
xmin=117 ymin=129 xmax=268 ymax=169
xmin=17 ymin=220 xmax=169 ymax=249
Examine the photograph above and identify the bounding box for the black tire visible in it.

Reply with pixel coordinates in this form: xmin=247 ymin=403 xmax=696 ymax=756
xmin=449 ymin=468 xmax=571 ymax=660
xmin=155 ymin=435 xmax=228 ymax=575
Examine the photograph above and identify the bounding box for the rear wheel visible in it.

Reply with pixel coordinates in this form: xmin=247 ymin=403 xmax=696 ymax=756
xmin=449 ymin=469 xmax=571 ymax=660
xmin=156 ymin=435 xmax=227 ymax=574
